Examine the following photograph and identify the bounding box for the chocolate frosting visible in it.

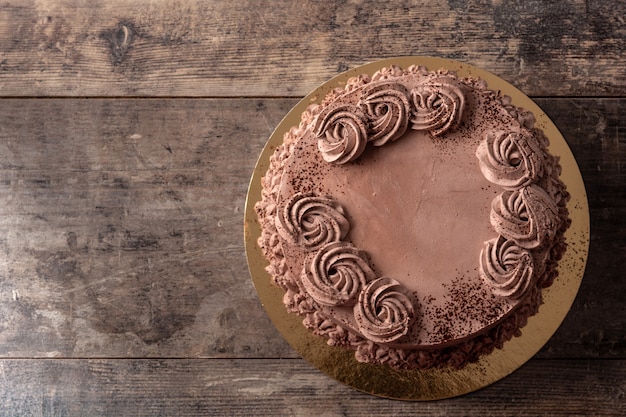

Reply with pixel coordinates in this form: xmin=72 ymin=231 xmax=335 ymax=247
xmin=314 ymin=105 xmax=369 ymax=164
xmin=255 ymin=65 xmax=569 ymax=370
xmin=275 ymin=192 xmax=350 ymax=251
xmin=315 ymin=74 xmax=468 ymax=164
xmin=360 ymin=82 xmax=411 ymax=145
xmin=476 ymin=130 xmax=545 ymax=189
xmin=409 ymin=76 xmax=465 ymax=135
xmin=490 ymin=185 xmax=559 ymax=249
xmin=301 ymin=241 xmax=375 ymax=307
xmin=354 ymin=277 xmax=415 ymax=343
xmin=479 ymin=236 xmax=535 ymax=299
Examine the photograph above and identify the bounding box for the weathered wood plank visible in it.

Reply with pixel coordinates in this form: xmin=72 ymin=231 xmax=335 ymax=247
xmin=0 ymin=98 xmax=297 ymax=358
xmin=535 ymin=98 xmax=626 ymax=359
xmin=0 ymin=0 xmax=624 ymax=97
xmin=0 ymin=98 xmax=623 ymax=360
xmin=0 ymin=358 xmax=623 ymax=416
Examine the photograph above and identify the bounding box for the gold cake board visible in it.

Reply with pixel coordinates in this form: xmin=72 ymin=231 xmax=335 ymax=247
xmin=244 ymin=57 xmax=589 ymax=400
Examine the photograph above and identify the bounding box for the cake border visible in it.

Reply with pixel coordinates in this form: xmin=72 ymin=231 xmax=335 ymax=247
xmin=244 ymin=56 xmax=589 ymax=400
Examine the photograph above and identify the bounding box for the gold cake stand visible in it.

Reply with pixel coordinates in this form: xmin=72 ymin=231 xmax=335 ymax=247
xmin=244 ymin=57 xmax=589 ymax=400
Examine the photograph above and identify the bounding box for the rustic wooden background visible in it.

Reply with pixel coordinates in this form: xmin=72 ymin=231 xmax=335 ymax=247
xmin=0 ymin=0 xmax=624 ymax=415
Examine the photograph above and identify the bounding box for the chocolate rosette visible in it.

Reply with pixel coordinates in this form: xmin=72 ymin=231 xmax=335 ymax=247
xmin=314 ymin=103 xmax=368 ymax=164
xmin=359 ymin=82 xmax=411 ymax=146
xmin=354 ymin=277 xmax=415 ymax=344
xmin=479 ymin=236 xmax=536 ymax=299
xmin=476 ymin=130 xmax=545 ymax=189
xmin=301 ymin=242 xmax=376 ymax=307
xmin=490 ymin=185 xmax=559 ymax=249
xmin=275 ymin=193 xmax=349 ymax=251
xmin=409 ymin=77 xmax=465 ymax=136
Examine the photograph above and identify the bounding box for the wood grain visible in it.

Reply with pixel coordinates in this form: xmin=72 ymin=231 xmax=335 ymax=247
xmin=535 ymin=98 xmax=626 ymax=359
xmin=0 ymin=98 xmax=623 ymax=361
xmin=0 ymin=358 xmax=623 ymax=416
xmin=0 ymin=98 xmax=296 ymax=359
xmin=0 ymin=0 xmax=624 ymax=97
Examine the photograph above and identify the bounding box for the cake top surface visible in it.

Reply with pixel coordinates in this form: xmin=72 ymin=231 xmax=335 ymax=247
xmin=264 ymin=65 xmax=562 ymax=348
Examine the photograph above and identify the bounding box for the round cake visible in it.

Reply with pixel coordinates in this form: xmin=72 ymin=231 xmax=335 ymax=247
xmin=254 ymin=64 xmax=570 ymax=370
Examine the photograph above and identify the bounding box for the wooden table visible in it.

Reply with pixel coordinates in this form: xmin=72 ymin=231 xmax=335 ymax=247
xmin=0 ymin=1 xmax=623 ymax=415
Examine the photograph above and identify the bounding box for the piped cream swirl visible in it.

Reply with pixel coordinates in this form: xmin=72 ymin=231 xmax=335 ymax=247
xmin=275 ymin=193 xmax=349 ymax=251
xmin=301 ymin=242 xmax=376 ymax=307
xmin=353 ymin=277 xmax=415 ymax=343
xmin=314 ymin=104 xmax=368 ymax=164
xmin=479 ymin=236 xmax=535 ymax=299
xmin=359 ymin=81 xmax=411 ymax=146
xmin=410 ymin=77 xmax=465 ymax=136
xmin=476 ymin=130 xmax=545 ymax=189
xmin=490 ymin=185 xmax=559 ymax=249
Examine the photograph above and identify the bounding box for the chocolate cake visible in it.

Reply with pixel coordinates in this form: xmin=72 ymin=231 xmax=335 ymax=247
xmin=254 ymin=64 xmax=570 ymax=370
